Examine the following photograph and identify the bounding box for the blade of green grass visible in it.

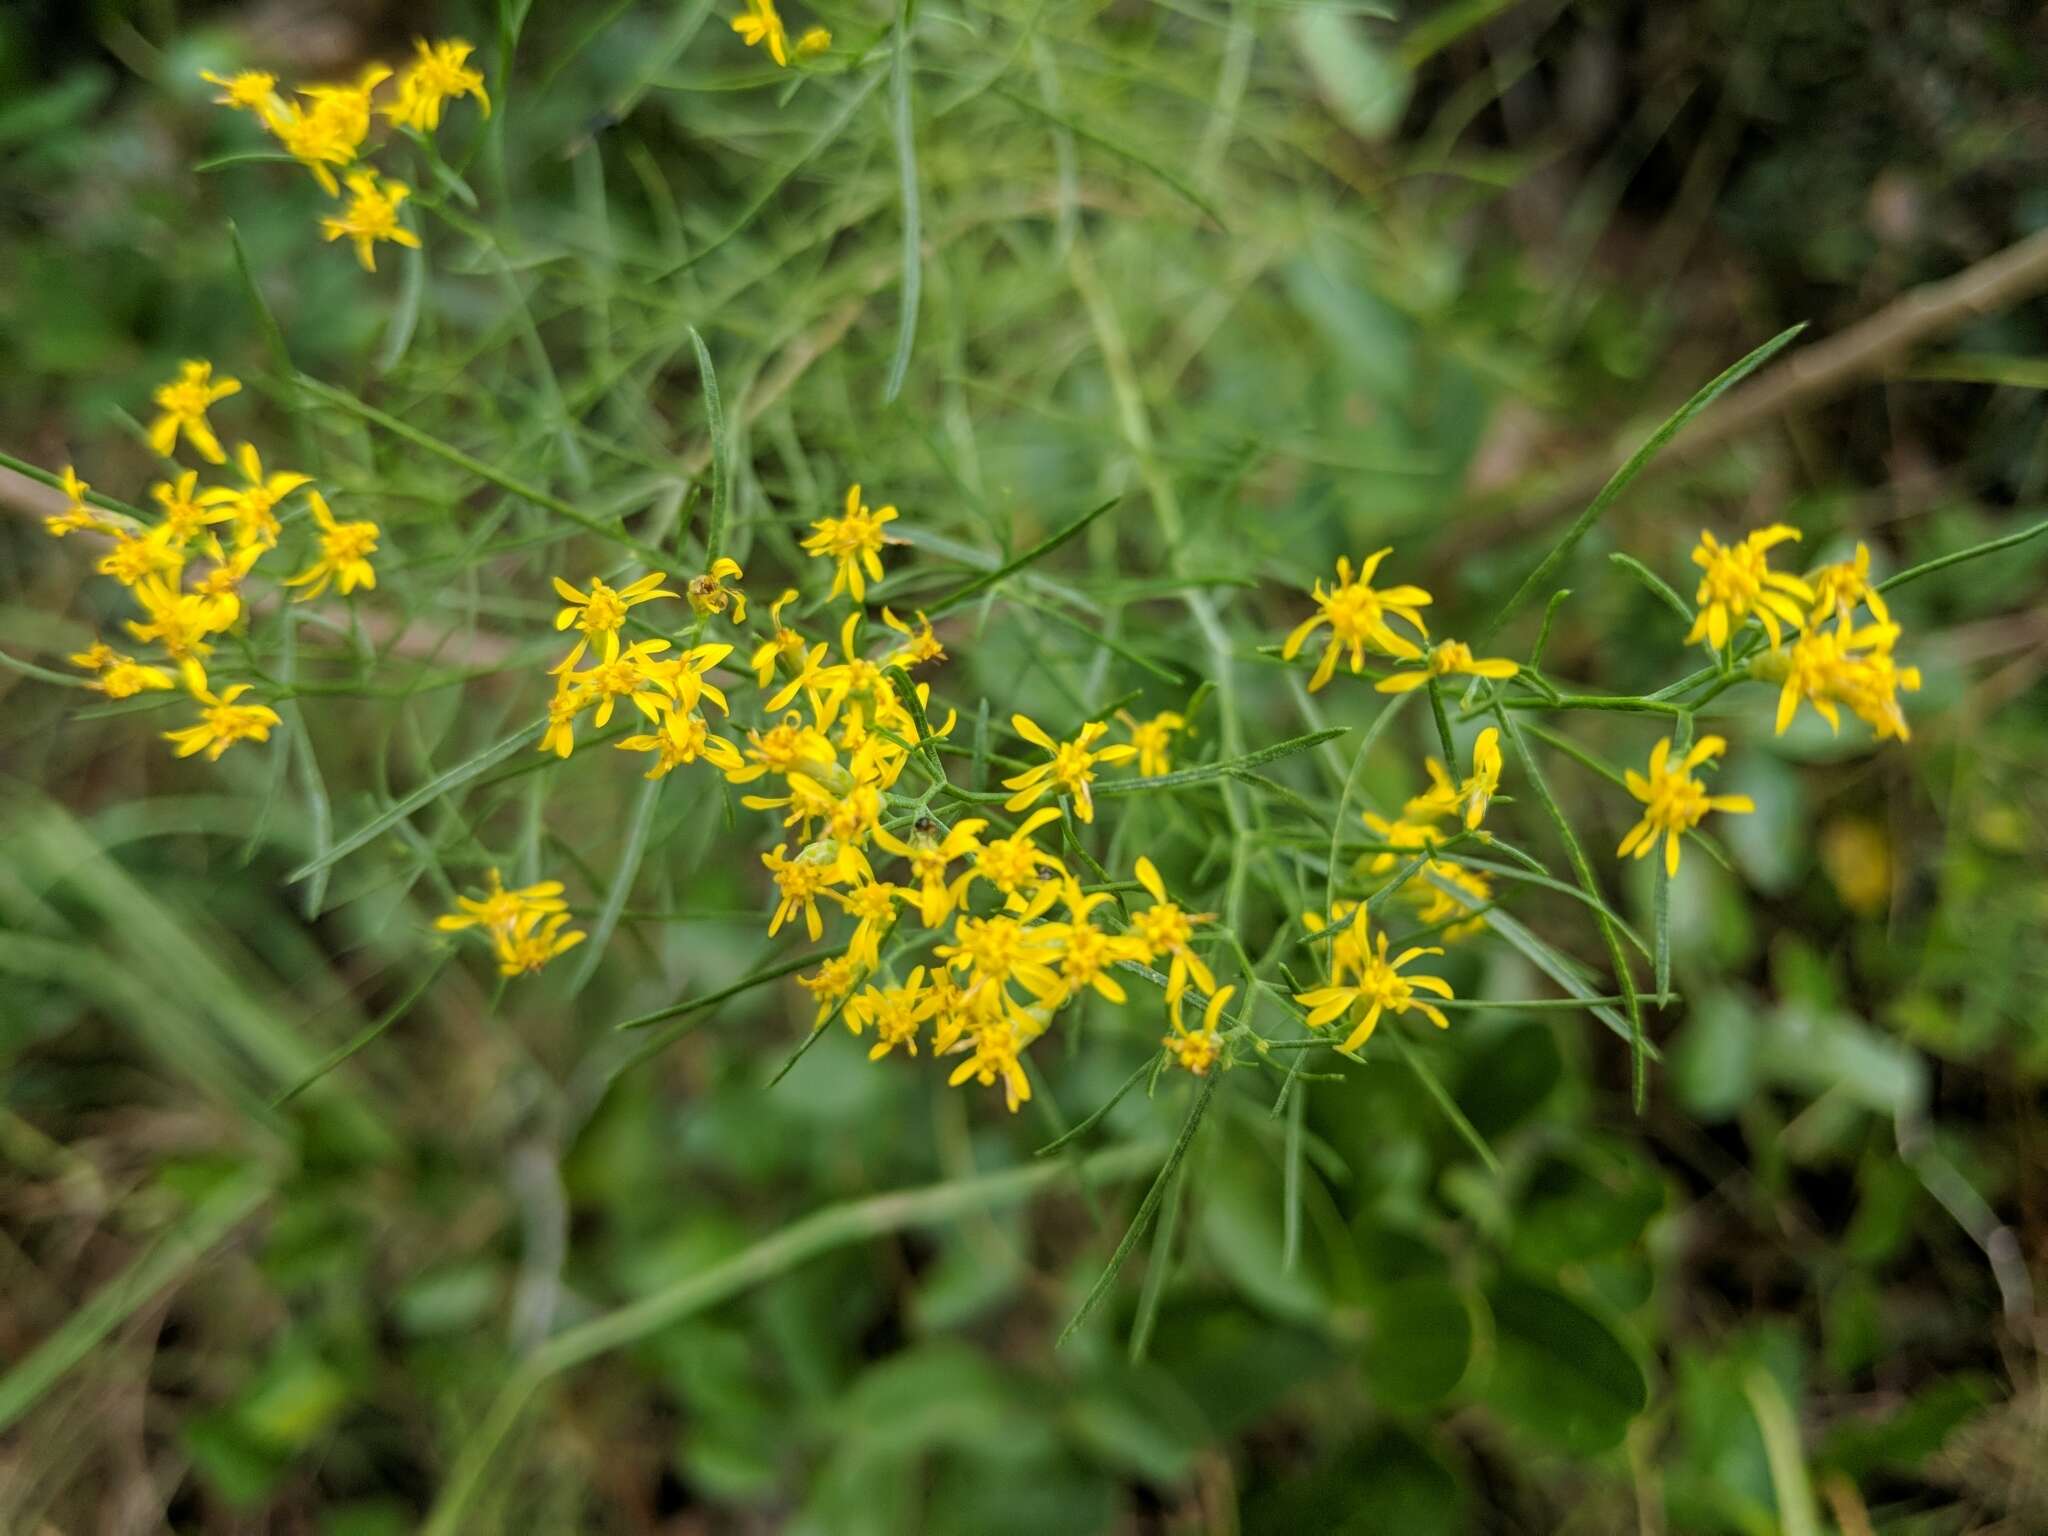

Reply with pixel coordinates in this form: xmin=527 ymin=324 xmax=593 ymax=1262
xmin=884 ymin=0 xmax=923 ymax=404
xmin=922 ymin=496 xmax=1121 ymax=618
xmin=687 ymin=325 xmax=727 ymax=561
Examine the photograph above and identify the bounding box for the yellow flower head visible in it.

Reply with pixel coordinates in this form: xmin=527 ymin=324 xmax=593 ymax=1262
xmin=847 ymin=967 xmax=936 ymax=1060
xmin=45 ymin=466 xmax=112 ymax=538
xmin=188 ymin=542 xmax=264 ymax=632
xmin=1375 ymin=638 xmax=1519 ymax=695
xmin=551 ymin=570 xmax=677 ymax=670
xmin=201 ymin=69 xmax=278 ymax=113
xmin=1165 ymin=984 xmax=1233 ymax=1076
xmin=148 ymin=361 xmax=241 ymax=464
xmin=161 ymin=661 xmax=281 ymax=761
xmin=1282 ymin=549 xmax=1433 ymax=691
xmin=801 ymin=484 xmax=898 ymax=602
xmin=196 ymin=441 xmax=311 ymax=551
xmin=491 ymin=910 xmax=587 ymax=977
xmin=71 ymin=643 xmax=174 ymax=699
xmin=945 ymin=1015 xmax=1034 ymax=1113
xmin=969 ymin=805 xmax=1067 ymax=898
xmin=539 ymin=678 xmax=593 ymax=758
xmin=795 ymin=26 xmax=832 ymax=58
xmin=687 ymin=556 xmax=747 ymax=622
xmin=1130 ymin=855 xmax=1215 ymax=1005
xmin=1293 ymin=905 xmax=1454 ymax=1054
xmin=1116 ymin=709 xmax=1186 ymax=777
xmin=1684 ymin=525 xmax=1815 ymax=651
xmin=321 ymin=171 xmax=423 ymax=273
xmin=436 ymin=868 xmax=570 ymax=935
xmin=566 ymin=638 xmax=678 ymax=727
xmin=1043 ymin=878 xmax=1149 ymax=1004
xmin=1001 ymin=714 xmax=1136 ymax=824
xmin=797 ymin=953 xmax=866 ymax=1027
xmin=1617 ymin=735 xmax=1753 ymax=877
xmin=1767 ymin=616 xmax=1920 ymax=743
xmin=616 ymin=705 xmax=745 ymax=779
xmin=261 ymin=66 xmax=388 ymax=194
xmin=881 ymin=606 xmax=945 ymax=669
xmin=283 ymin=491 xmax=379 ymax=600
xmin=150 ymin=470 xmax=231 ymax=546
xmin=874 ymin=815 xmax=984 ymax=927
xmin=732 ymin=0 xmax=792 ymax=66
xmin=385 ymin=38 xmax=490 ymax=132
xmin=1805 ymin=542 xmax=1890 ymax=627
xmin=1462 ymin=727 xmax=1503 ymax=831
xmin=96 ymin=525 xmax=183 ymax=589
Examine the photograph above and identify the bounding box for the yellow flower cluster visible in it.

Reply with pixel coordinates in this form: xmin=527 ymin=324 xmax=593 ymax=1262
xmin=202 ymin=39 xmax=487 ymax=270
xmin=1294 ymin=903 xmax=1455 ymax=1054
xmin=1282 ymin=551 xmax=1518 ymax=697
xmin=500 ymin=482 xmax=1228 ymax=1103
xmin=1686 ymin=527 xmax=1920 ymax=741
xmin=436 ymin=870 xmax=586 ymax=978
xmin=46 ymin=360 xmax=378 ymax=761
xmin=1359 ymin=728 xmax=1502 ymax=941
xmin=730 ymin=0 xmax=831 ymax=68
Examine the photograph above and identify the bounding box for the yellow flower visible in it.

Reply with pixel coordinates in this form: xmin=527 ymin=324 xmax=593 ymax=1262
xmin=1462 ymin=726 xmax=1503 ymax=831
xmin=687 ymin=556 xmax=747 ymax=622
xmin=1043 ymin=878 xmax=1148 ymax=1004
xmin=45 ymin=466 xmax=113 ymax=537
xmin=1116 ymin=709 xmax=1185 ymax=776
xmin=161 ymin=662 xmax=281 ymax=761
xmin=283 ymin=491 xmax=379 ymax=600
xmin=189 ymin=542 xmax=264 ymax=632
xmin=1806 ymin=542 xmax=1889 ymax=626
xmin=616 ymin=705 xmax=744 ymax=779
xmin=1684 ymin=525 xmax=1814 ymax=651
xmin=201 ymin=69 xmax=277 ymax=112
xmin=1002 ymin=714 xmax=1136 ymax=823
xmin=1767 ymin=617 xmax=1919 ymax=742
xmin=1282 ymin=550 xmax=1433 ymax=691
xmin=797 ymin=953 xmax=865 ymax=1027
xmin=1411 ymin=863 xmax=1492 ymax=943
xmin=96 ymin=525 xmax=183 ymax=589
xmin=969 ymin=805 xmax=1067 ymax=898
xmin=723 ymin=713 xmax=837 ymax=786
xmin=945 ymin=1016 xmax=1034 ymax=1112
xmin=795 ymin=25 xmax=831 ymax=57
xmin=881 ymin=606 xmax=945 ymax=669
xmin=763 ymin=841 xmax=841 ymax=941
xmin=435 ymin=869 xmax=570 ymax=934
xmin=385 ymin=38 xmax=489 ymax=132
xmin=1618 ymin=735 xmax=1753 ymax=877
xmin=296 ymin=65 xmax=389 ymax=153
xmin=732 ymin=0 xmax=791 ymax=66
xmin=197 ymin=441 xmax=311 ymax=551
xmin=1129 ymin=856 xmax=1215 ymax=1006
xmin=801 ymin=484 xmax=898 ymax=602
xmin=751 ymin=588 xmax=808 ymax=689
xmin=1375 ymin=638 xmax=1519 ymax=694
xmin=260 ymin=67 xmax=388 ymax=194
xmin=832 ymin=879 xmax=903 ymax=972
xmin=148 ymin=361 xmax=240 ymax=464
xmin=125 ymin=577 xmax=222 ymax=661
xmin=873 ymin=815 xmax=984 ymax=926
xmin=322 ymin=171 xmax=422 ymax=273
xmin=552 ymin=570 xmax=677 ymax=670
xmin=1293 ymin=905 xmax=1453 ymax=1054
xmin=150 ymin=470 xmax=231 ymax=546
xmin=937 ymin=904 xmax=1065 ymax=1007
xmin=491 ymin=910 xmax=586 ymax=977
xmin=566 ymin=639 xmax=677 ymax=726
xmin=846 ymin=967 xmax=936 ymax=1060
xmin=539 ymin=679 xmax=592 ymax=758
xmin=1164 ymin=984 xmax=1232 ymax=1076
xmin=70 ymin=643 xmax=174 ymax=699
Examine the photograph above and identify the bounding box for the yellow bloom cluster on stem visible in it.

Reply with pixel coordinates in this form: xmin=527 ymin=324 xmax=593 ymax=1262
xmin=201 ymin=38 xmax=486 ymax=271
xmin=44 ymin=360 xmax=378 ymax=762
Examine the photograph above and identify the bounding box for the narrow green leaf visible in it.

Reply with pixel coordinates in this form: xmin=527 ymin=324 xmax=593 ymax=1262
xmin=1058 ymin=1070 xmax=1218 ymax=1346
xmin=884 ymin=0 xmax=923 ymax=404
xmin=1096 ymin=727 xmax=1347 ymax=798
xmin=1482 ymin=323 xmax=1806 ymax=642
xmin=613 ymin=948 xmax=827 ymax=1031
xmin=993 ymin=86 xmax=1229 ymax=229
xmin=923 ymin=496 xmax=1121 ymax=618
xmin=1609 ymin=552 xmax=1693 ymax=623
xmin=687 ymin=326 xmax=728 ymax=561
xmin=565 ymin=774 xmax=663 ymax=996
xmin=289 ymin=716 xmax=541 ymax=883
xmin=274 ymin=957 xmax=450 ymax=1107
xmin=1877 ymin=516 xmax=2048 ymax=594
xmin=1388 ymin=1029 xmax=1501 ymax=1176
xmin=1037 ymin=1055 xmax=1158 ymax=1156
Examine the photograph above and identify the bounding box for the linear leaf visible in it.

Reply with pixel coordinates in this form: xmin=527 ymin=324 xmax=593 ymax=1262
xmin=923 ymin=496 xmax=1121 ymax=618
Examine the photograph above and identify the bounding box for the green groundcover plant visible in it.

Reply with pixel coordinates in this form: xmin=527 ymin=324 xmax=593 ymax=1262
xmin=4 ymin=3 xmax=2044 ymax=1531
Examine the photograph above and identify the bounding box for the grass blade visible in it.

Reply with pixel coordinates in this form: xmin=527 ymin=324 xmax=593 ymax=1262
xmin=1035 ymin=1054 xmax=1157 ymax=1155
xmin=1388 ymin=1028 xmax=1501 ymax=1176
xmin=274 ymin=957 xmax=451 ymax=1107
xmin=565 ymin=775 xmax=663 ymax=996
xmin=613 ymin=948 xmax=827 ymax=1031
xmin=1609 ymin=551 xmax=1693 ymax=623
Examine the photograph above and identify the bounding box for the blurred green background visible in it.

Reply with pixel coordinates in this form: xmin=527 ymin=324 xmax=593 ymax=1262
xmin=3 ymin=1 xmax=2045 ymax=1532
